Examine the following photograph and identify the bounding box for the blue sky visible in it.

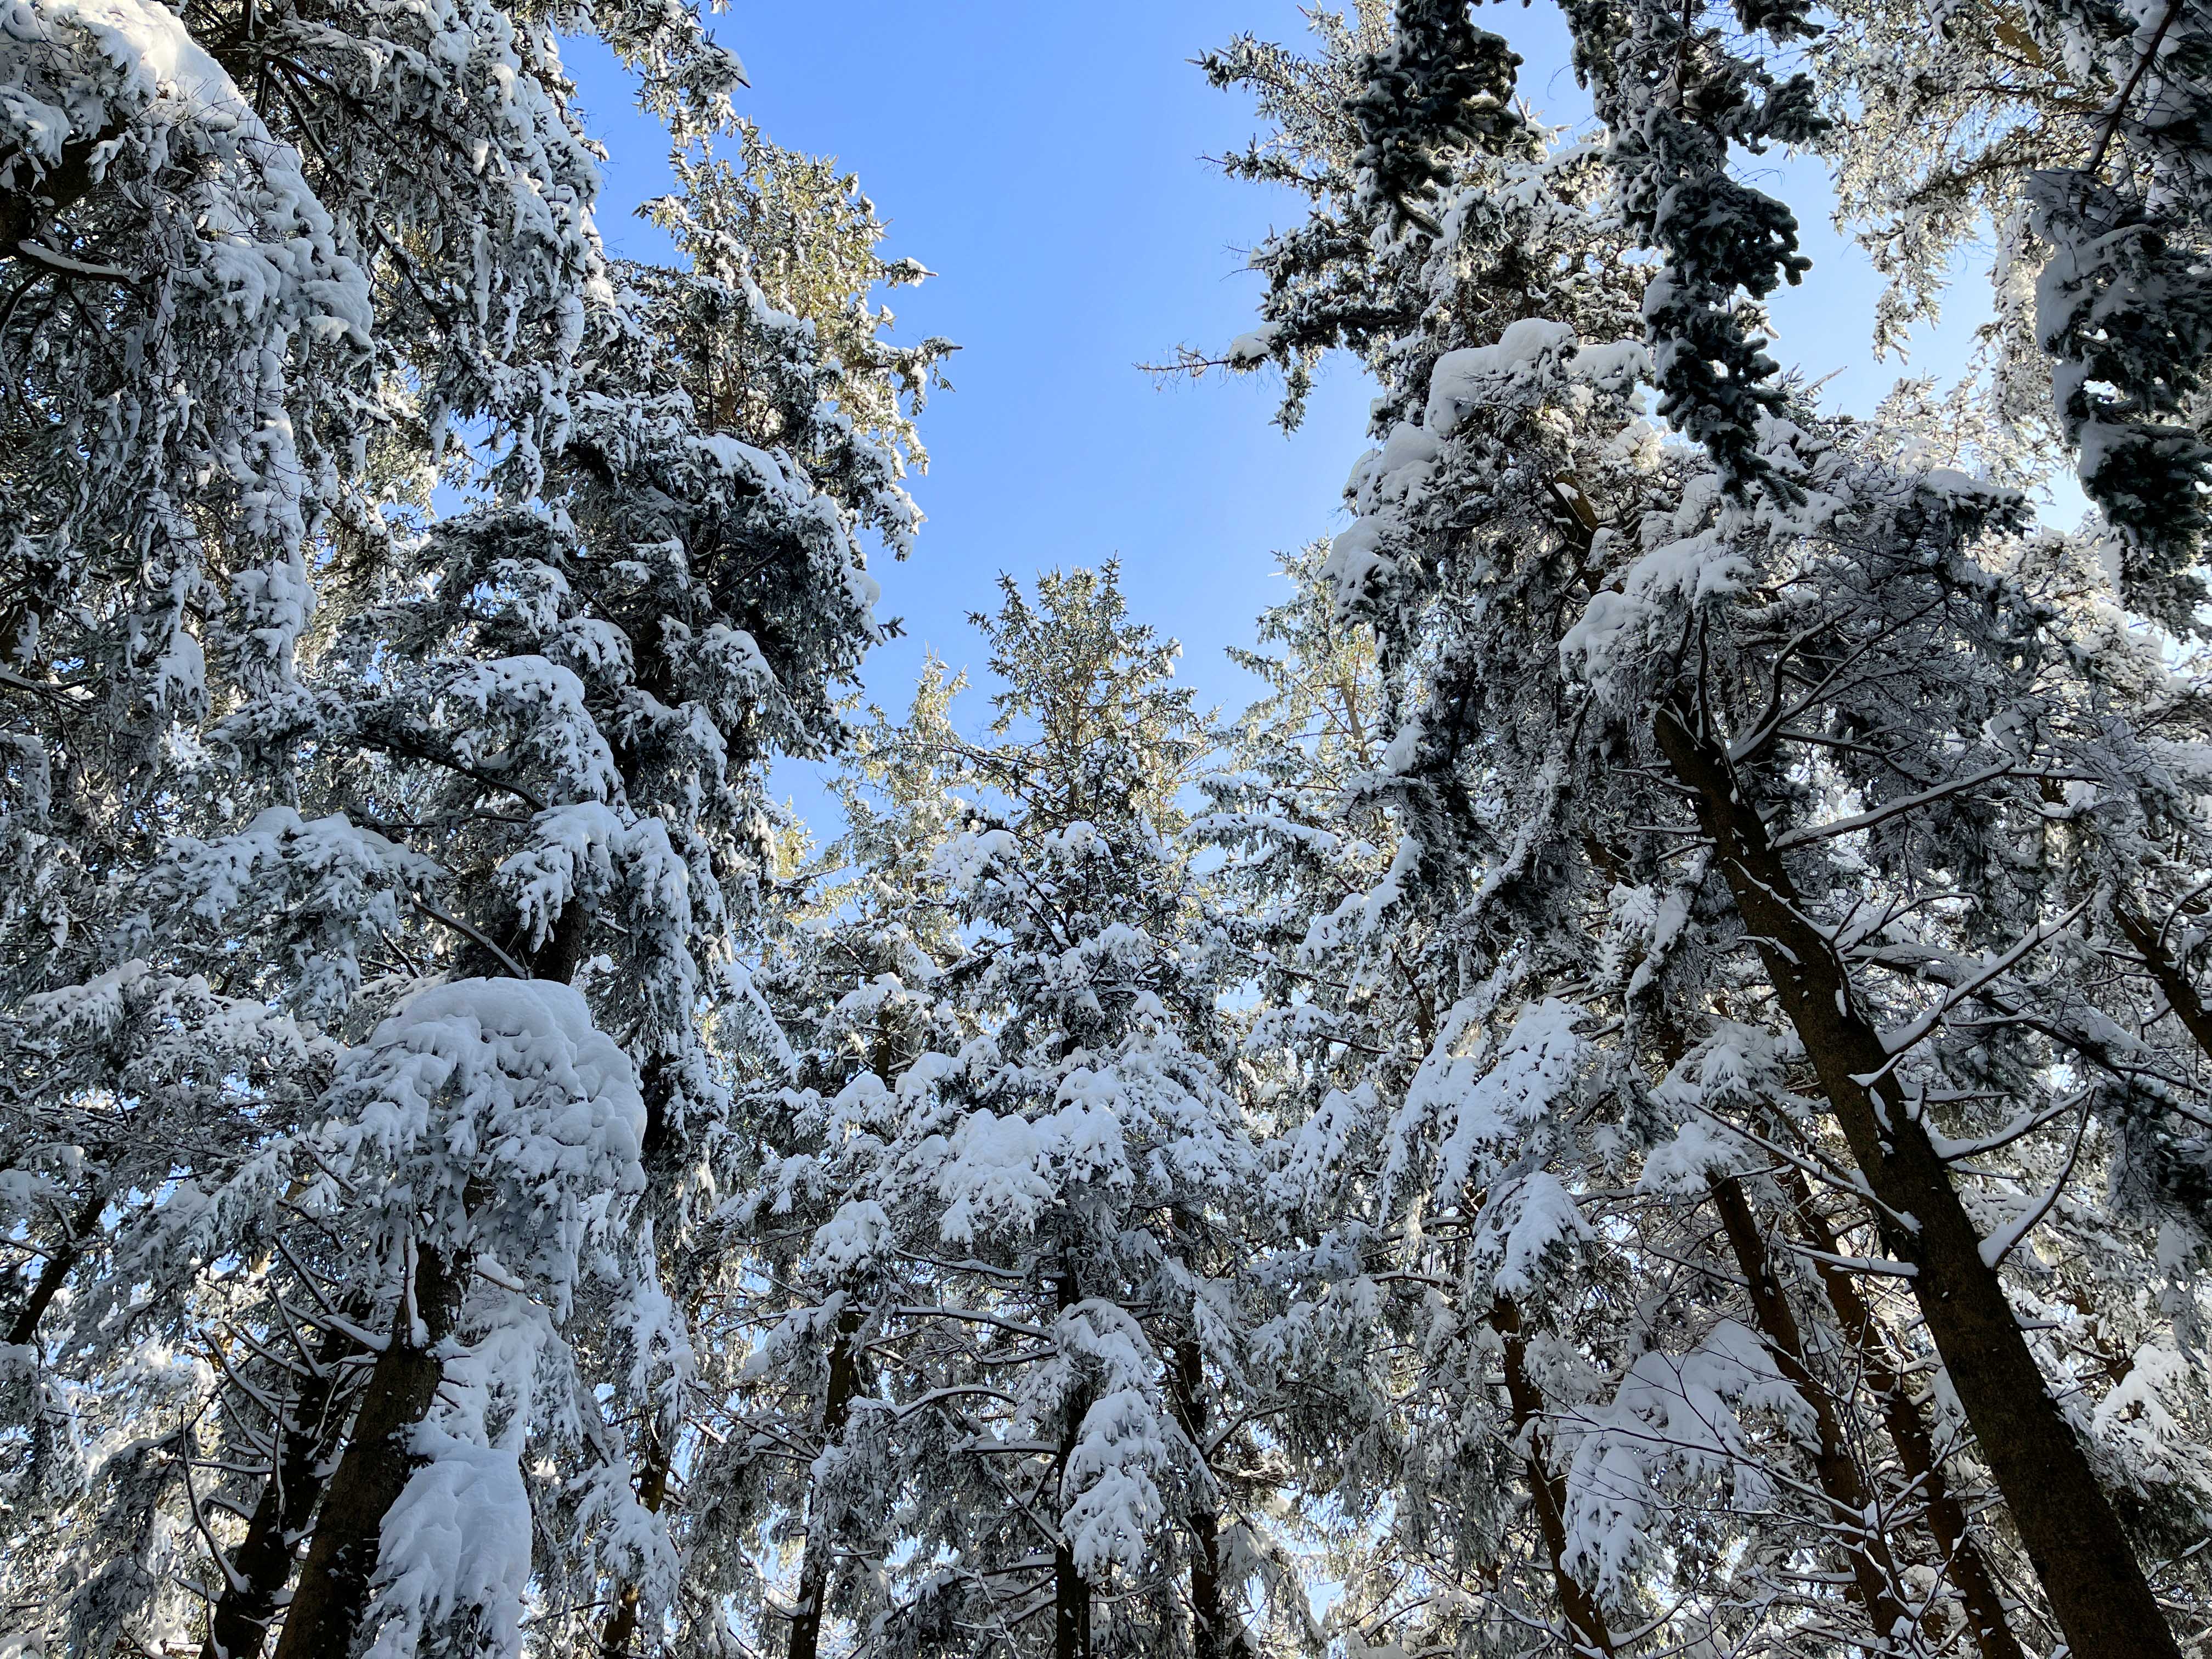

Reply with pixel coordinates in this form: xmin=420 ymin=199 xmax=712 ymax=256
xmin=564 ymin=3 xmax=2004 ymax=835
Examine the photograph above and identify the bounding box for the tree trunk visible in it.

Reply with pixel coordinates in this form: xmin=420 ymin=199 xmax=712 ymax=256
xmin=1053 ymin=1264 xmax=1090 ymax=1659
xmin=1641 ymin=989 xmax=1911 ymax=1643
xmin=1053 ymin=1539 xmax=1088 ymax=1659
xmin=269 ymin=921 xmax=588 ymax=1656
xmin=1489 ymin=1297 xmax=1615 ymax=1659
xmin=1707 ymin=1175 xmax=1911 ymax=1645
xmin=596 ymin=1431 xmax=673 ymax=1659
xmin=524 ymin=900 xmax=595 ymax=988
xmin=1781 ymin=1166 xmax=2028 ymax=1659
xmin=7 ymin=1188 xmax=103 ymax=1347
xmin=269 ymin=1242 xmax=462 ymax=1659
xmin=600 ymin=1055 xmax=679 ymax=1659
xmin=202 ymin=1319 xmax=366 ymax=1659
xmin=786 ymin=1297 xmax=866 ymax=1659
xmin=1170 ymin=1336 xmax=1232 ymax=1659
xmin=1654 ymin=699 xmax=2180 ymax=1659
xmin=2113 ymin=904 xmax=2212 ymax=1064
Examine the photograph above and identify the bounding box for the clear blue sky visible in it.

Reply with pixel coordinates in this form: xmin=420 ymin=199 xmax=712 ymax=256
xmin=564 ymin=3 xmax=2007 ymax=837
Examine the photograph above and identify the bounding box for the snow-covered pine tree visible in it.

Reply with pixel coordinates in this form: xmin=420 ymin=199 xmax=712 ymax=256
xmin=703 ymin=662 xmax=978 ymax=1659
xmin=923 ymin=570 xmax=1256 ymax=1659
xmin=280 ymin=149 xmax=939 ymax=1659
xmin=733 ymin=568 xmax=1272 ymax=1659
xmin=1813 ymin=0 xmax=2212 ymax=634
xmin=1 ymin=0 xmax=748 ymax=1568
xmin=1 ymin=0 xmax=748 ymax=1001
xmin=1574 ymin=394 xmax=2211 ymax=1659
xmin=1 ymin=99 xmax=943 ymax=1658
xmin=1199 ymin=4 xmax=2212 ymax=1655
xmin=1195 ymin=20 xmax=1713 ymax=1650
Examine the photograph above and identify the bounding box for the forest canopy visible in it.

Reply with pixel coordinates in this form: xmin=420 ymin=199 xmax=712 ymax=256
xmin=7 ymin=0 xmax=2212 ymax=1656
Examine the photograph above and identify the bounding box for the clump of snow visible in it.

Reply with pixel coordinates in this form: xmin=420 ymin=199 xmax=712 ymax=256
xmin=1483 ymin=1172 xmax=1594 ymax=1297
xmin=1637 ymin=1120 xmax=1752 ymax=1195
xmin=1321 ymin=516 xmax=1395 ymax=614
xmin=365 ymin=1428 xmax=532 ymax=1659
xmin=314 ymin=977 xmax=646 ymax=1317
xmin=1564 ymin=1321 xmax=1807 ymax=1598
xmin=1224 ymin=322 xmax=1282 ymax=365
xmin=933 ymin=1110 xmax=1056 ymax=1243
xmin=1048 ymin=1301 xmax=1170 ymax=1577
xmin=809 ymin=1198 xmax=892 ymax=1277
xmin=1384 ymin=997 xmax=1587 ymax=1210
xmin=1425 ymin=320 xmax=1579 ymax=437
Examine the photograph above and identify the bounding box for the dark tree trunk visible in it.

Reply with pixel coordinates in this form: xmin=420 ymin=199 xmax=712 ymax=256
xmin=270 ymin=1243 xmax=463 ymax=1659
xmin=202 ymin=1320 xmax=366 ymax=1659
xmin=600 ymin=1056 xmax=680 ymax=1659
xmin=7 ymin=1188 xmax=103 ymax=1347
xmin=1053 ymin=1264 xmax=1090 ymax=1659
xmin=1170 ymin=1337 xmax=1232 ymax=1659
xmin=270 ymin=921 xmax=589 ymax=1657
xmin=1489 ymin=1298 xmax=1615 ymax=1658
xmin=1053 ymin=1539 xmax=1088 ymax=1659
xmin=1707 ymin=1175 xmax=1911 ymax=1643
xmin=2114 ymin=905 xmax=2212 ymax=1063
xmin=524 ymin=901 xmax=595 ymax=988
xmin=1655 ymin=699 xmax=2180 ymax=1659
xmin=785 ymin=1298 xmax=866 ymax=1659
xmin=596 ymin=1431 xmax=674 ymax=1658
xmin=1782 ymin=1166 xmax=2028 ymax=1659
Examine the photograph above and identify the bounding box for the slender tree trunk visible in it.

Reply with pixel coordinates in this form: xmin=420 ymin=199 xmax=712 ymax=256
xmin=595 ymin=1430 xmax=673 ymax=1658
xmin=600 ymin=1054 xmax=679 ymax=1659
xmin=1782 ymin=1166 xmax=2028 ymax=1659
xmin=785 ymin=1298 xmax=866 ymax=1659
xmin=7 ymin=1188 xmax=103 ymax=1347
xmin=1639 ymin=955 xmax=1922 ymax=1647
xmin=1053 ymin=1538 xmax=1088 ymax=1659
xmin=524 ymin=901 xmax=595 ymax=988
xmin=1707 ymin=1175 xmax=1911 ymax=1645
xmin=1489 ymin=1297 xmax=1616 ymax=1659
xmin=784 ymin=1030 xmax=894 ymax=1658
xmin=1053 ymin=1264 xmax=1090 ymax=1659
xmin=1170 ymin=1336 xmax=1233 ymax=1659
xmin=272 ymin=922 xmax=588 ymax=1656
xmin=270 ymin=1241 xmax=462 ymax=1659
xmin=1654 ymin=699 xmax=2180 ymax=1659
xmin=202 ymin=1320 xmax=366 ymax=1659
xmin=2114 ymin=905 xmax=2212 ymax=1063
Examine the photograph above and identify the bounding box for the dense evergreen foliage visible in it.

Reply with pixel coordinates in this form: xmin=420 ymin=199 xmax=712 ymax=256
xmin=7 ymin=0 xmax=2212 ymax=1655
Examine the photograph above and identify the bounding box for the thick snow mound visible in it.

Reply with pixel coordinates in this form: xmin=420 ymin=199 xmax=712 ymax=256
xmin=316 ymin=977 xmax=646 ymax=1316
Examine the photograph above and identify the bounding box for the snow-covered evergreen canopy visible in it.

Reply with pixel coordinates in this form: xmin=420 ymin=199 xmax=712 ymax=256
xmin=8 ymin=0 xmax=2212 ymax=1655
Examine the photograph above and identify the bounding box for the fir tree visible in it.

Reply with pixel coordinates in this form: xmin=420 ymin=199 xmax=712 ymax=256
xmin=1 ymin=99 xmax=941 ymax=1658
xmin=1199 ymin=5 xmax=2212 ymax=1654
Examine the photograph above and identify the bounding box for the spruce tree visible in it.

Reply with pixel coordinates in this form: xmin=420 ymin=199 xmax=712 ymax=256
xmin=1 ymin=94 xmax=941 ymax=1656
xmin=1200 ymin=4 xmax=2212 ymax=1654
xmin=726 ymin=568 xmax=1273 ymax=1659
